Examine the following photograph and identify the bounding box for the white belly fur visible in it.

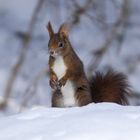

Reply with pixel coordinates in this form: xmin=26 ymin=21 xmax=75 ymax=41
xmin=52 ymin=56 xmax=77 ymax=107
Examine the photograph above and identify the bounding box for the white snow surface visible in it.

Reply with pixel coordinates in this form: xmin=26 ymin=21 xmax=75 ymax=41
xmin=0 ymin=103 xmax=140 ymax=140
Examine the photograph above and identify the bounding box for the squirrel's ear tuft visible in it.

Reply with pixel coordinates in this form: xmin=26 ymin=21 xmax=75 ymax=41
xmin=47 ymin=21 xmax=54 ymax=38
xmin=58 ymin=22 xmax=69 ymax=37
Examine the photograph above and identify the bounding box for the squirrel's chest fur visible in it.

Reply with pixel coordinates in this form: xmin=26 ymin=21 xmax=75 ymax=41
xmin=52 ymin=56 xmax=77 ymax=107
xmin=52 ymin=56 xmax=66 ymax=80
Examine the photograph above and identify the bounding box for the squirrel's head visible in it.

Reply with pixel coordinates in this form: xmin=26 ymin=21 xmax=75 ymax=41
xmin=47 ymin=22 xmax=70 ymax=57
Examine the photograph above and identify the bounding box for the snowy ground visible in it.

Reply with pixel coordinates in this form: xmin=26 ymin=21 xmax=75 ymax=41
xmin=0 ymin=103 xmax=140 ymax=140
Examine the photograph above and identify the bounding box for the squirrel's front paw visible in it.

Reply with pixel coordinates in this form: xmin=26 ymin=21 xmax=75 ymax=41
xmin=49 ymin=79 xmax=58 ymax=90
xmin=58 ymin=78 xmax=67 ymax=87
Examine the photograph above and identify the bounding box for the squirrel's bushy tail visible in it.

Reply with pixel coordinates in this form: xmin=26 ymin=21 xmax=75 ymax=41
xmin=89 ymin=70 xmax=130 ymax=105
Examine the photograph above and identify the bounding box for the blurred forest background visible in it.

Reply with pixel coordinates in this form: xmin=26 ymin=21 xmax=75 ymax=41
xmin=0 ymin=0 xmax=140 ymax=116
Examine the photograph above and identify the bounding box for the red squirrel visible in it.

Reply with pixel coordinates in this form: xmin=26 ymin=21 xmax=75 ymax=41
xmin=47 ymin=22 xmax=129 ymax=107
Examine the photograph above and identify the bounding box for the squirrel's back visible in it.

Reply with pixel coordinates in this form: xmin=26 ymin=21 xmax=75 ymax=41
xmin=89 ymin=70 xmax=130 ymax=105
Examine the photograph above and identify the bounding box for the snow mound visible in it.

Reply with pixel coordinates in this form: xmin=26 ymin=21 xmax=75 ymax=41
xmin=0 ymin=103 xmax=140 ymax=140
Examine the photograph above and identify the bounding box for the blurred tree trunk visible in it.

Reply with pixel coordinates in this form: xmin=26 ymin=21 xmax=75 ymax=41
xmin=0 ymin=0 xmax=45 ymax=109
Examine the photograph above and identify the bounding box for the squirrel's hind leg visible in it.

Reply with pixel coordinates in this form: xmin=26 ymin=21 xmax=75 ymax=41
xmin=52 ymin=90 xmax=63 ymax=107
xmin=75 ymin=87 xmax=92 ymax=106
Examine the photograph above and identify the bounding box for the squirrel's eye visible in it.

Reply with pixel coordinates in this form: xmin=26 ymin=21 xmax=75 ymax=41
xmin=58 ymin=42 xmax=63 ymax=48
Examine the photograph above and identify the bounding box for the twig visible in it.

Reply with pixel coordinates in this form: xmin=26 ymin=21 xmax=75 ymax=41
xmin=19 ymin=67 xmax=48 ymax=112
xmin=69 ymin=0 xmax=94 ymax=28
xmin=87 ymin=0 xmax=129 ymax=76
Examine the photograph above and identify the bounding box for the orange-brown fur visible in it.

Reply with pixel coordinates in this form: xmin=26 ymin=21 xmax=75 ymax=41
xmin=89 ymin=70 xmax=129 ymax=105
xmin=47 ymin=22 xmax=129 ymax=107
xmin=47 ymin=22 xmax=92 ymax=107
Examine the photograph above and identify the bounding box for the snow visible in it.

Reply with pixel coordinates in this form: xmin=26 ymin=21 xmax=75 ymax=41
xmin=0 ymin=103 xmax=140 ymax=140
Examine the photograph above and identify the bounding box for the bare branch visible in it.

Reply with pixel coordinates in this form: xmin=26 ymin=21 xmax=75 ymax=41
xmin=69 ymin=0 xmax=94 ymax=28
xmin=19 ymin=67 xmax=48 ymax=112
xmin=87 ymin=0 xmax=129 ymax=76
